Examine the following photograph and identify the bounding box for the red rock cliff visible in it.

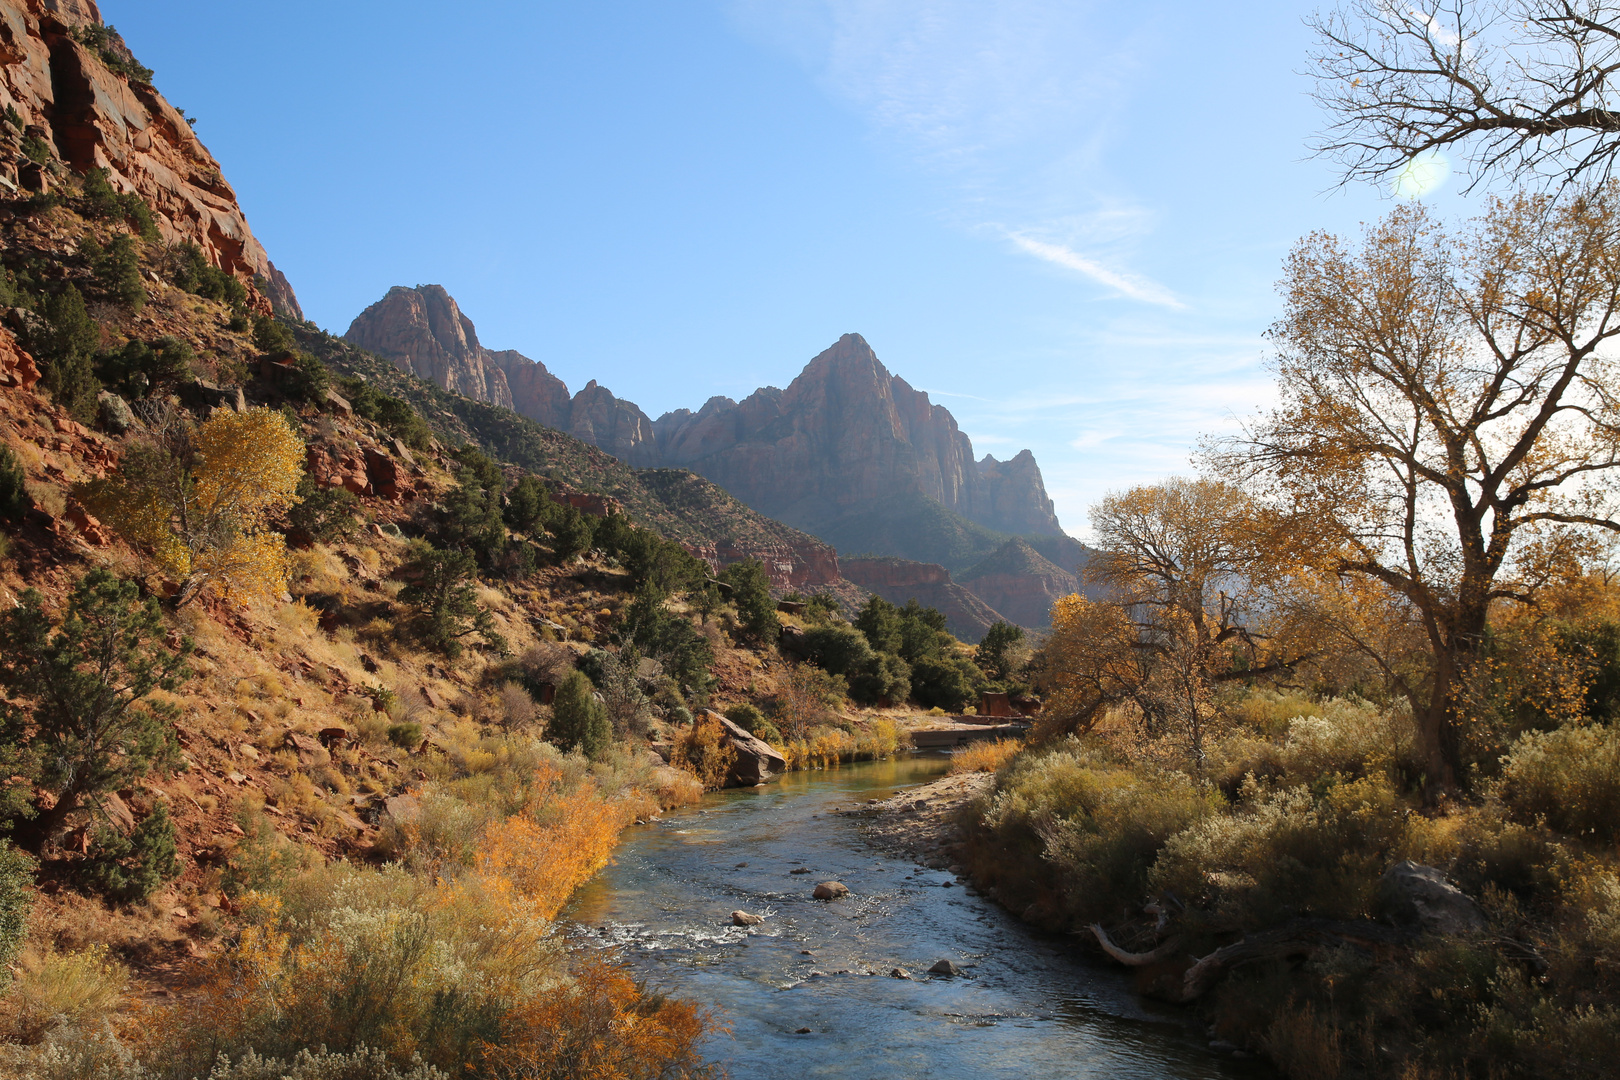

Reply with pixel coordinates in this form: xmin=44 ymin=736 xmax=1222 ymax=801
xmin=0 ymin=1 xmax=301 ymax=317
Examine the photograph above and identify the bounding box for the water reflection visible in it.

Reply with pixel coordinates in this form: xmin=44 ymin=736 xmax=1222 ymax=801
xmin=566 ymin=755 xmax=1265 ymax=1079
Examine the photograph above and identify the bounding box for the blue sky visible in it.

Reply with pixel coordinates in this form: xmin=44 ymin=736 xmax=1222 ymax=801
xmin=110 ymin=1 xmax=1473 ymax=538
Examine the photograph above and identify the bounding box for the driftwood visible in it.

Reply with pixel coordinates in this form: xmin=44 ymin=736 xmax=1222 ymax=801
xmin=1092 ymin=918 xmax=1413 ymax=1002
xmin=1089 ymin=924 xmax=1187 ymax=967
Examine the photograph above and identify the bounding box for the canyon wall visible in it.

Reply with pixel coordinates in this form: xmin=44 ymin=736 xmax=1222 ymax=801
xmin=0 ymin=1 xmax=301 ymax=317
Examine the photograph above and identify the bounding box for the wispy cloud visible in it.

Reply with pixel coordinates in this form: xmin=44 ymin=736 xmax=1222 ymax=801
xmin=1007 ymin=234 xmax=1184 ymax=308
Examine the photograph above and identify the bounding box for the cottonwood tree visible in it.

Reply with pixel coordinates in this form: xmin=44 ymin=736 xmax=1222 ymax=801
xmin=88 ymin=405 xmax=304 ymax=605
xmin=1311 ymin=0 xmax=1620 ymax=190
xmin=1039 ymin=479 xmax=1309 ymax=761
xmin=1213 ymin=189 xmax=1620 ymax=791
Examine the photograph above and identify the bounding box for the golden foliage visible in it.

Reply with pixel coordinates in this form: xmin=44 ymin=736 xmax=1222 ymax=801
xmin=90 ymin=407 xmax=304 ymax=604
xmin=483 ymin=957 xmax=721 ymax=1080
xmin=1214 ymin=189 xmax=1620 ymax=787
xmin=671 ymin=714 xmax=736 ymax=791
xmin=948 ymin=738 xmax=1022 ymax=775
xmin=474 ymin=772 xmax=632 ymax=921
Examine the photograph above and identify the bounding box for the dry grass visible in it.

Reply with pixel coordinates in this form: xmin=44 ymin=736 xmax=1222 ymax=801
xmin=949 ymin=738 xmax=1022 ymax=775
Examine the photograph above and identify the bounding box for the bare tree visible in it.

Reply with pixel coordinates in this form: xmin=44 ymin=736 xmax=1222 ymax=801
xmin=1311 ymin=0 xmax=1620 ymax=191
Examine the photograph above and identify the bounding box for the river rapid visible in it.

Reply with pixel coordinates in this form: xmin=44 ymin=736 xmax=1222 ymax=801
xmin=566 ymin=755 xmax=1266 ymax=1079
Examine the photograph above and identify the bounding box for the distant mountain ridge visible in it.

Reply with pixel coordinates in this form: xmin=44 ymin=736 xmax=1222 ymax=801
xmin=344 ymin=288 xmax=1088 ymax=622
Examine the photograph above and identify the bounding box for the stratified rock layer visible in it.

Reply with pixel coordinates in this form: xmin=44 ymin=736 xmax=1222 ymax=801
xmin=0 ymin=1 xmax=301 ymax=317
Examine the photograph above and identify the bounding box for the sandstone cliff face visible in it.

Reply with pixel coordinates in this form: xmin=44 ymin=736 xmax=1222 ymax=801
xmin=956 ymin=538 xmax=1080 ymax=629
xmin=0 ymin=1 xmax=301 ymax=317
xmin=650 ymin=334 xmax=1066 ymax=539
xmin=345 ymin=286 xmax=516 ymax=409
xmin=488 ymin=346 xmax=570 ymax=429
xmin=345 ymin=285 xmax=662 ymax=464
xmin=840 ymin=556 xmax=1008 ymax=643
xmin=567 ymin=380 xmax=658 ymax=466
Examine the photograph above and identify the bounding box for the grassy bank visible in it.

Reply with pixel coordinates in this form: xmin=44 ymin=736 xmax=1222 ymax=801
xmin=958 ymin=692 xmax=1620 ymax=1079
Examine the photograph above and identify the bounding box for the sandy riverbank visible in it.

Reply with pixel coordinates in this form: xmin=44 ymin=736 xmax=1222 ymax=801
xmin=845 ymin=770 xmax=993 ymax=870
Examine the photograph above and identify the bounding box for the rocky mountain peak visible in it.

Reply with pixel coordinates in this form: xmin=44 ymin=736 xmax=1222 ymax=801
xmin=344 ymin=285 xmax=514 ymax=409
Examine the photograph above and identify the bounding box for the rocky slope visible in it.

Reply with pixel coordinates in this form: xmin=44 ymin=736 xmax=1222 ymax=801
xmin=956 ymin=538 xmax=1080 ymax=630
xmin=839 ymin=556 xmax=1007 ymax=641
xmin=0 ymin=0 xmax=300 ymax=317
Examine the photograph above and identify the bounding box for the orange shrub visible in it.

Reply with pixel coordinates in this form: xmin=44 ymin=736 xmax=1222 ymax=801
xmin=484 ymin=957 xmax=722 ymax=1080
xmin=670 ymin=714 xmax=736 ymax=790
xmin=476 ymin=783 xmax=631 ymax=920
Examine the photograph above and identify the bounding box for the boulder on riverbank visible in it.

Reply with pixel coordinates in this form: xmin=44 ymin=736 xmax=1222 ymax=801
xmin=1378 ymin=861 xmax=1487 ymax=935
xmin=700 ymin=710 xmax=787 ymax=787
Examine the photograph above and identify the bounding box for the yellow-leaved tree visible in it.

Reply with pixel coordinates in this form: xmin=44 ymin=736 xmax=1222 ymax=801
xmin=88 ymin=405 xmax=304 ymax=605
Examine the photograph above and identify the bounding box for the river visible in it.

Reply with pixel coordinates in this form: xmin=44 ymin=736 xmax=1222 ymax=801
xmin=566 ymin=754 xmax=1267 ymax=1079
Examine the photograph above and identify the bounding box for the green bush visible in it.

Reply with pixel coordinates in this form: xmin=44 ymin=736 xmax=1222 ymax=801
xmin=20 ymin=132 xmax=50 ymax=164
xmin=0 ymin=445 xmax=28 ymax=522
xmin=287 ymin=476 xmax=360 ymax=544
xmin=168 ymin=243 xmax=247 ymax=311
xmin=978 ymin=743 xmax=1220 ymax=923
xmin=549 ymin=670 xmax=610 ymax=760
xmin=252 ymin=314 xmax=297 ymax=355
xmin=78 ymin=802 xmax=179 ymax=903
xmin=723 ymin=702 xmax=781 ymax=743
xmin=386 ymin=722 xmax=423 ymax=750
xmin=549 ymin=505 xmax=595 ymax=563
xmin=221 ymin=810 xmax=311 ymax=898
xmin=1150 ymin=775 xmax=1408 ymax=928
xmin=34 ymin=286 xmax=101 ymax=423
xmin=96 ymin=335 xmax=193 ymax=399
xmin=617 ymin=585 xmax=713 ymax=695
xmin=724 ymin=703 xmax=765 ymax=731
xmin=976 ymin=621 xmax=1024 ymax=679
xmin=1501 ymin=723 xmax=1620 ymax=843
xmin=797 ymin=624 xmax=910 ymax=705
xmin=719 ymin=560 xmax=776 ymax=643
xmin=396 ymin=542 xmax=505 ymax=659
xmin=78 ymin=168 xmax=157 ymax=240
xmin=503 ymin=474 xmax=552 ymax=534
xmin=78 ymin=233 xmax=145 ymax=311
xmin=0 ymin=569 xmax=190 ymax=837
xmin=910 ymin=654 xmax=981 ymax=712
xmin=0 ymin=843 xmax=34 ymax=990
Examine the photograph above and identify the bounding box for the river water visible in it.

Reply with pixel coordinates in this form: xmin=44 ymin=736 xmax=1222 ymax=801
xmin=566 ymin=755 xmax=1265 ymax=1079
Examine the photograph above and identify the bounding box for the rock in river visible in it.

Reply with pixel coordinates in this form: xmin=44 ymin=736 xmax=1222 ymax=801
xmin=929 ymin=959 xmax=964 ymax=976
xmin=731 ymin=910 xmax=765 ymax=927
xmin=812 ymin=881 xmax=850 ymax=900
